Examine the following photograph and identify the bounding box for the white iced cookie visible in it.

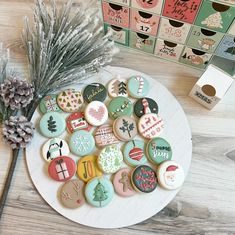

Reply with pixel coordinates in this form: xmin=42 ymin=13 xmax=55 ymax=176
xmin=108 ymin=76 xmax=128 ymax=98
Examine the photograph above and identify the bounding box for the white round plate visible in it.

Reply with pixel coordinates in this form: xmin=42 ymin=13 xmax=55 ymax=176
xmin=26 ymin=66 xmax=192 ymax=228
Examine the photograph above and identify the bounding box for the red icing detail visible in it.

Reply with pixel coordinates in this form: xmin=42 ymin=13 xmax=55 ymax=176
xmin=129 ymin=147 xmax=143 ymax=161
xmin=166 ymin=165 xmax=178 ymax=171
xmin=77 ymin=199 xmax=81 ymax=204
xmin=88 ymin=106 xmax=105 ymax=121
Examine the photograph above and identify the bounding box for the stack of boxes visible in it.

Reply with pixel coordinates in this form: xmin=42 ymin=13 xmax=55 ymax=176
xmin=101 ymin=0 xmax=235 ymax=70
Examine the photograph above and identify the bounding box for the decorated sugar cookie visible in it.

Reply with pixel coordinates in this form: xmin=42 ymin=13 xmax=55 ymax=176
xmin=123 ymin=139 xmax=147 ymax=166
xmin=39 ymin=112 xmax=66 ymax=138
xmin=127 ymin=75 xmax=149 ymax=98
xmin=57 ymin=89 xmax=83 ymax=112
xmin=83 ymin=83 xmax=107 ymax=103
xmin=94 ymin=124 xmax=119 ymax=148
xmin=69 ymin=130 xmax=95 ymax=156
xmin=39 ymin=94 xmax=62 ymax=113
xmin=60 ymin=179 xmax=85 ymax=209
xmin=85 ymin=177 xmax=114 ymax=207
xmin=113 ymin=116 xmax=137 ymax=141
xmin=41 ymin=138 xmax=70 ymax=162
xmin=84 ymin=101 xmax=108 ymax=126
xmin=108 ymin=97 xmax=133 ymax=120
xmin=138 ymin=113 xmax=164 ymax=139
xmin=157 ymin=160 xmax=185 ymax=190
xmin=134 ymin=97 xmax=158 ymax=118
xmin=113 ymin=168 xmax=136 ymax=197
xmin=48 ymin=156 xmax=76 ymax=182
xmin=147 ymin=137 xmax=172 ymax=165
xmin=98 ymin=145 xmax=123 ymax=174
xmin=131 ymin=165 xmax=157 ymax=193
xmin=66 ymin=112 xmax=92 ymax=133
xmin=108 ymin=77 xmax=128 ymax=98
xmin=77 ymin=155 xmax=102 ymax=182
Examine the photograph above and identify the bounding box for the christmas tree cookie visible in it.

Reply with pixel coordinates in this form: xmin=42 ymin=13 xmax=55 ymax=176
xmin=108 ymin=77 xmax=128 ymax=98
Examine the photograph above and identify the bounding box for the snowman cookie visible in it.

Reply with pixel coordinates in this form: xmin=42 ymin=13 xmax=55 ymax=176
xmin=39 ymin=94 xmax=62 ymax=113
xmin=134 ymin=97 xmax=158 ymax=118
xmin=127 ymin=75 xmax=149 ymax=98
xmin=83 ymin=83 xmax=107 ymax=103
xmin=108 ymin=77 xmax=128 ymax=98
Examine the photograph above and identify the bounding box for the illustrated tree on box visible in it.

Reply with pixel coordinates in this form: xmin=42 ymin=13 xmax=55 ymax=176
xmin=47 ymin=116 xmax=57 ymax=133
xmin=225 ymin=46 xmax=235 ymax=55
xmin=201 ymin=12 xmax=223 ymax=29
xmin=118 ymin=82 xmax=127 ymax=95
xmin=93 ymin=181 xmax=108 ymax=207
xmin=119 ymin=119 xmax=134 ymax=138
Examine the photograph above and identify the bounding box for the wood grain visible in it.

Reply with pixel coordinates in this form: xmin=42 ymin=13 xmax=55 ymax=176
xmin=0 ymin=1 xmax=235 ymax=234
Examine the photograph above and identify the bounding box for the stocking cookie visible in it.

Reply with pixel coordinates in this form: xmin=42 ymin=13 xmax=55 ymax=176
xmin=39 ymin=94 xmax=62 ymax=113
xmin=83 ymin=83 xmax=107 ymax=103
xmin=108 ymin=77 xmax=128 ymax=98
xmin=127 ymin=75 xmax=149 ymax=98
xmin=134 ymin=97 xmax=158 ymax=118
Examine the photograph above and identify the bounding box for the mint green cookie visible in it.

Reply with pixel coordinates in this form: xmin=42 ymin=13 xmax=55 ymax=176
xmin=127 ymin=75 xmax=149 ymax=98
xmin=39 ymin=94 xmax=62 ymax=113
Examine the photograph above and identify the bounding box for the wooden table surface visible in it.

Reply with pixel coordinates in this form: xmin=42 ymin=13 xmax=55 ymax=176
xmin=0 ymin=1 xmax=235 ymax=234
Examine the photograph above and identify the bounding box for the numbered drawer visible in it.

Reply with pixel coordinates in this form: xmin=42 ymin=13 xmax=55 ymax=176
xmin=104 ymin=23 xmax=129 ymax=46
xmin=228 ymin=20 xmax=235 ymax=36
xmin=154 ymin=39 xmax=184 ymax=61
xmin=195 ymin=0 xmax=235 ymax=33
xmin=130 ymin=9 xmax=160 ymax=36
xmin=162 ymin=0 xmax=202 ymax=24
xmin=131 ymin=0 xmax=164 ymax=14
xmin=187 ymin=26 xmax=224 ymax=53
xmin=102 ymin=2 xmax=130 ymax=28
xmin=106 ymin=0 xmax=130 ymax=6
xmin=179 ymin=47 xmax=212 ymax=69
xmin=158 ymin=18 xmax=191 ymax=43
xmin=129 ymin=31 xmax=156 ymax=53
xmin=215 ymin=35 xmax=235 ymax=61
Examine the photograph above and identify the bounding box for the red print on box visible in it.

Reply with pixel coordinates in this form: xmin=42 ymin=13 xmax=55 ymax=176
xmin=162 ymin=0 xmax=202 ymax=24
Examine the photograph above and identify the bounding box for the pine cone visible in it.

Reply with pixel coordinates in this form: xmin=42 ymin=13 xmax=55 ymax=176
xmin=0 ymin=77 xmax=34 ymax=110
xmin=2 ymin=116 xmax=34 ymax=149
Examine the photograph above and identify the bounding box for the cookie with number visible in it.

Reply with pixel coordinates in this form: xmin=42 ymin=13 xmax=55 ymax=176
xmin=134 ymin=97 xmax=158 ymax=118
xmin=60 ymin=179 xmax=85 ymax=209
xmin=108 ymin=77 xmax=128 ymax=98
xmin=127 ymin=75 xmax=149 ymax=98
xmin=39 ymin=94 xmax=62 ymax=113
xmin=57 ymin=89 xmax=83 ymax=112
xmin=83 ymin=83 xmax=107 ymax=103
xmin=157 ymin=161 xmax=185 ymax=190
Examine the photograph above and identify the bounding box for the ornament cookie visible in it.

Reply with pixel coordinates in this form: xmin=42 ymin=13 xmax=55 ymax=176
xmin=60 ymin=179 xmax=85 ymax=209
xmin=77 ymin=155 xmax=102 ymax=182
xmin=113 ymin=168 xmax=136 ymax=197
xmin=108 ymin=77 xmax=128 ymax=98
xmin=138 ymin=113 xmax=164 ymax=139
xmin=84 ymin=101 xmax=108 ymax=126
xmin=42 ymin=138 xmax=70 ymax=162
xmin=147 ymin=137 xmax=172 ymax=165
xmin=98 ymin=145 xmax=123 ymax=174
xmin=69 ymin=130 xmax=95 ymax=156
xmin=108 ymin=97 xmax=133 ymax=120
xmin=94 ymin=124 xmax=119 ymax=148
xmin=131 ymin=165 xmax=157 ymax=193
xmin=157 ymin=161 xmax=185 ymax=190
xmin=85 ymin=177 xmax=114 ymax=207
xmin=57 ymin=89 xmax=83 ymax=112
xmin=39 ymin=94 xmax=62 ymax=113
xmin=48 ymin=156 xmax=76 ymax=182
xmin=123 ymin=140 xmax=147 ymax=166
xmin=113 ymin=116 xmax=137 ymax=141
xmin=66 ymin=112 xmax=92 ymax=133
xmin=127 ymin=75 xmax=149 ymax=98
xmin=39 ymin=112 xmax=66 ymax=138
xmin=134 ymin=97 xmax=158 ymax=118
xmin=83 ymin=83 xmax=107 ymax=103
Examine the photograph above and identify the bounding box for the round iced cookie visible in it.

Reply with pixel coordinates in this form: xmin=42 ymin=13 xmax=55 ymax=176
xmin=84 ymin=101 xmax=108 ymax=126
xmin=66 ymin=112 xmax=92 ymax=133
xmin=138 ymin=113 xmax=164 ymax=139
xmin=77 ymin=155 xmax=103 ymax=182
xmin=108 ymin=97 xmax=133 ymax=120
xmin=69 ymin=130 xmax=95 ymax=156
xmin=113 ymin=116 xmax=137 ymax=141
xmin=131 ymin=165 xmax=157 ymax=193
xmin=108 ymin=77 xmax=128 ymax=98
xmin=134 ymin=97 xmax=158 ymax=118
xmin=113 ymin=168 xmax=136 ymax=197
xmin=39 ymin=94 xmax=62 ymax=113
xmin=57 ymin=89 xmax=83 ymax=112
xmin=157 ymin=160 xmax=185 ymax=190
xmin=94 ymin=124 xmax=119 ymax=148
xmin=123 ymin=140 xmax=148 ymax=166
xmin=147 ymin=137 xmax=172 ymax=165
xmin=85 ymin=177 xmax=114 ymax=207
xmin=83 ymin=83 xmax=107 ymax=103
xmin=59 ymin=179 xmax=85 ymax=209
xmin=39 ymin=112 xmax=66 ymax=138
xmin=98 ymin=145 xmax=123 ymax=174
xmin=41 ymin=138 xmax=70 ymax=162
xmin=127 ymin=75 xmax=149 ymax=98
xmin=48 ymin=156 xmax=76 ymax=182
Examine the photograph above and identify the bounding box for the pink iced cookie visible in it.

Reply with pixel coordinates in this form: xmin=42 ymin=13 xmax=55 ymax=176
xmin=113 ymin=168 xmax=136 ymax=197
